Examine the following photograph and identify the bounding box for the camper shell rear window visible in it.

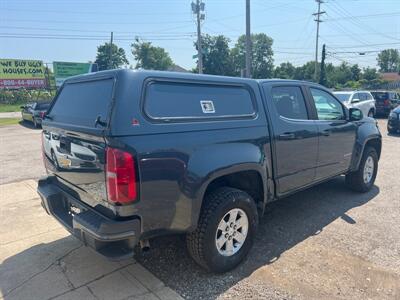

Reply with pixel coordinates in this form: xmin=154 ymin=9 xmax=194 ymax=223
xmin=143 ymin=80 xmax=256 ymax=122
xmin=48 ymin=78 xmax=114 ymax=128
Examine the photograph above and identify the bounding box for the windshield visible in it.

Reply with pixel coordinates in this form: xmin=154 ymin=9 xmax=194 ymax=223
xmin=36 ymin=103 xmax=51 ymax=110
xmin=334 ymin=93 xmax=351 ymax=103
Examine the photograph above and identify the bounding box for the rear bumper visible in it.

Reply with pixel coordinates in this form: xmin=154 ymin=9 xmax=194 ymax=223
xmin=376 ymin=107 xmax=390 ymax=115
xmin=37 ymin=176 xmax=141 ymax=260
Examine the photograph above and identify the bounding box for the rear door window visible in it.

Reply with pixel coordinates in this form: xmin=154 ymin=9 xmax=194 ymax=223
xmin=49 ymin=79 xmax=114 ymax=127
xmin=270 ymin=86 xmax=309 ymax=120
xmin=144 ymin=81 xmax=256 ymax=121
xmin=371 ymin=92 xmax=388 ymax=102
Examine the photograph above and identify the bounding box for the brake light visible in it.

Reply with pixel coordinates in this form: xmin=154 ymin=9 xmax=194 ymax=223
xmin=106 ymin=147 xmax=137 ymax=204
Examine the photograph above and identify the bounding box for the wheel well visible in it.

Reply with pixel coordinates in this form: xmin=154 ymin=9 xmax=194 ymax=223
xmin=365 ymin=138 xmax=381 ymax=159
xmin=203 ymin=170 xmax=265 ymax=213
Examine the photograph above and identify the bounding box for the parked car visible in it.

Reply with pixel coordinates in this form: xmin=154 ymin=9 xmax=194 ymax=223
xmin=370 ymin=91 xmax=400 ymax=117
xmin=37 ymin=70 xmax=382 ymax=273
xmin=387 ymin=105 xmax=400 ymax=134
xmin=21 ymin=101 xmax=51 ymax=128
xmin=333 ymin=91 xmax=376 ymax=118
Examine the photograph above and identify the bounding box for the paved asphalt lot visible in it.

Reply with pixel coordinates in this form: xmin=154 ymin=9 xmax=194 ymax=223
xmin=0 ymin=119 xmax=399 ymax=299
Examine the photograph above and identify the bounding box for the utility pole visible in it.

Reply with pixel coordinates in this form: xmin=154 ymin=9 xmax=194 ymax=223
xmin=245 ymin=0 xmax=251 ymax=78
xmin=192 ymin=1 xmax=205 ymax=74
xmin=313 ymin=0 xmax=325 ymax=82
xmin=109 ymin=31 xmax=113 ymax=70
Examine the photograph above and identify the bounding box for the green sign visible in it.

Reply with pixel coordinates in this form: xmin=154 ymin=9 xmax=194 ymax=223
xmin=53 ymin=61 xmax=97 ymax=87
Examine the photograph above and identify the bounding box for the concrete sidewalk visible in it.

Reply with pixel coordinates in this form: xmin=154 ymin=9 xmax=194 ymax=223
xmin=0 ymin=112 xmax=20 ymax=119
xmin=0 ymin=180 xmax=183 ymax=300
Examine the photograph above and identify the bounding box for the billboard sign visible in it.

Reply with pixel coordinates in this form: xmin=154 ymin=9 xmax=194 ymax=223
xmin=53 ymin=61 xmax=98 ymax=87
xmin=0 ymin=59 xmax=46 ymax=88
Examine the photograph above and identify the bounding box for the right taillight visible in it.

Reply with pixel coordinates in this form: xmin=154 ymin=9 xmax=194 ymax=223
xmin=106 ymin=147 xmax=137 ymax=205
xmin=384 ymin=99 xmax=390 ymax=106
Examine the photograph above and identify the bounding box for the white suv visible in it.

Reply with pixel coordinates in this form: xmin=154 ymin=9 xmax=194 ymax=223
xmin=333 ymin=91 xmax=376 ymax=118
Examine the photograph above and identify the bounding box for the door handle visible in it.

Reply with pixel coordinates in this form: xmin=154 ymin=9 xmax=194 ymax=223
xmin=279 ymin=133 xmax=296 ymax=140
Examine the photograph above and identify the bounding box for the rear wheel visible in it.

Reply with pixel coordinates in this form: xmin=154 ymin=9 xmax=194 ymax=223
xmin=33 ymin=118 xmax=39 ymax=128
xmin=345 ymin=146 xmax=378 ymax=192
xmin=368 ymin=109 xmax=374 ymax=118
xmin=387 ymin=125 xmax=396 ymax=134
xmin=186 ymin=187 xmax=258 ymax=273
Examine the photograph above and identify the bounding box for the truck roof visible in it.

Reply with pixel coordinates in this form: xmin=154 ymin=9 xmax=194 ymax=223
xmin=63 ymin=68 xmax=321 ymax=87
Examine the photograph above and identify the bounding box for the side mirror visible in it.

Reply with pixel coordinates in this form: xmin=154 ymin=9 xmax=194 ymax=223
xmin=20 ymin=105 xmax=25 ymax=109
xmin=349 ymin=108 xmax=363 ymax=121
xmin=351 ymin=98 xmax=360 ymax=103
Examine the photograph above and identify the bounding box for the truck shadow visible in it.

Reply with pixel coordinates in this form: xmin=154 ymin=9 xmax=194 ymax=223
xmin=134 ymin=176 xmax=380 ymax=299
xmin=18 ymin=120 xmax=41 ymax=130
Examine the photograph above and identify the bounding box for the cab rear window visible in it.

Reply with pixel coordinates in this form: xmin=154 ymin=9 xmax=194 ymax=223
xmin=49 ymin=79 xmax=113 ymax=127
xmin=371 ymin=92 xmax=388 ymax=101
xmin=143 ymin=81 xmax=256 ymax=122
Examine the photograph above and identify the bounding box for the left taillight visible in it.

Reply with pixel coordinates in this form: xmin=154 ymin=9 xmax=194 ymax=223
xmin=106 ymin=147 xmax=137 ymax=205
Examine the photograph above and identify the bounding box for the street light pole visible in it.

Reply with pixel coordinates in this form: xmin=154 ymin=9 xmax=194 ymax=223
xmin=313 ymin=0 xmax=325 ymax=82
xmin=109 ymin=31 xmax=113 ymax=70
xmin=245 ymin=0 xmax=251 ymax=78
xmin=192 ymin=0 xmax=205 ymax=74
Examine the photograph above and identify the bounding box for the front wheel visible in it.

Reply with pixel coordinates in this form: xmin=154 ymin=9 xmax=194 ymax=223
xmin=186 ymin=187 xmax=258 ymax=273
xmin=345 ymin=146 xmax=378 ymax=192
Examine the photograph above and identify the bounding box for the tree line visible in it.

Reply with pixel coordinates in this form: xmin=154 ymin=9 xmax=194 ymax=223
xmin=94 ymin=34 xmax=400 ymax=90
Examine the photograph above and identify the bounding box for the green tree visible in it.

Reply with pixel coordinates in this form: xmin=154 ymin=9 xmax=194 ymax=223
xmin=194 ymin=35 xmax=234 ymax=76
xmin=274 ymin=62 xmax=295 ymax=79
xmin=362 ymin=67 xmax=380 ymax=81
xmin=95 ymin=42 xmax=129 ymax=71
xmin=350 ymin=64 xmax=361 ymax=81
xmin=377 ymin=49 xmax=400 ymax=72
xmin=319 ymin=44 xmax=327 ymax=86
xmin=293 ymin=61 xmax=316 ymax=81
xmin=330 ymin=62 xmax=353 ymax=87
xmin=231 ymin=33 xmax=274 ymax=78
xmin=132 ymin=38 xmax=174 ymax=71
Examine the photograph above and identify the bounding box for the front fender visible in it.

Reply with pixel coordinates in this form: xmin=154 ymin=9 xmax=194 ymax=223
xmin=350 ymin=119 xmax=382 ymax=171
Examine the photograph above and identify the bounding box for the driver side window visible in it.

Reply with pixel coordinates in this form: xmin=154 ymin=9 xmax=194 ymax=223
xmin=310 ymin=88 xmax=345 ymax=121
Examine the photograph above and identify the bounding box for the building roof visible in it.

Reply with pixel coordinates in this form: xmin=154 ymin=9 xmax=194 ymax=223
xmin=381 ymin=72 xmax=400 ymax=82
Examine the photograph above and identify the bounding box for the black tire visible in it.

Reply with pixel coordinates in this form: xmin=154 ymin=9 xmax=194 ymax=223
xmin=186 ymin=187 xmax=258 ymax=273
xmin=368 ymin=109 xmax=374 ymax=118
xmin=345 ymin=146 xmax=378 ymax=193
xmin=33 ymin=118 xmax=39 ymax=128
xmin=387 ymin=126 xmax=396 ymax=134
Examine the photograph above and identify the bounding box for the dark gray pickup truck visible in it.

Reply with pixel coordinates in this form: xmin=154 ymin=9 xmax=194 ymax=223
xmin=38 ymin=69 xmax=381 ymax=273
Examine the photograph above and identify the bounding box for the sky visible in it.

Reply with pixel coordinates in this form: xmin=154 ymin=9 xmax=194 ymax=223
xmin=1 ymin=0 xmax=399 ymax=71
